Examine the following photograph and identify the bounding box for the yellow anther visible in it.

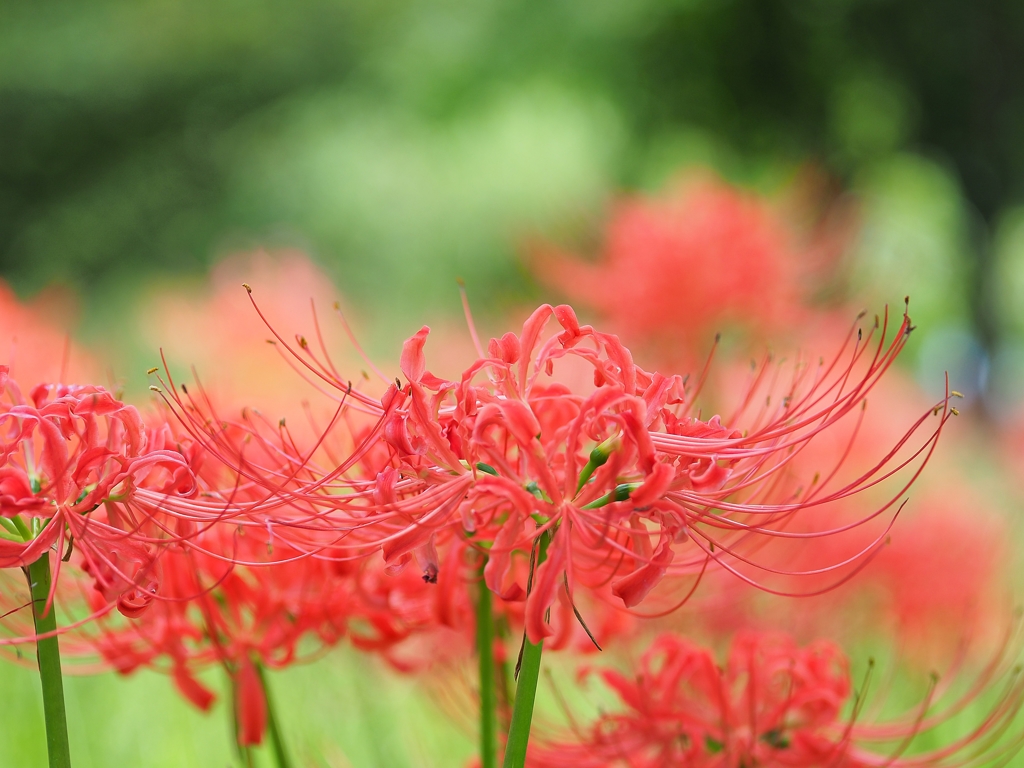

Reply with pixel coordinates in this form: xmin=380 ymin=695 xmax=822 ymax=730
xmin=146 ymin=367 xmax=158 ymax=375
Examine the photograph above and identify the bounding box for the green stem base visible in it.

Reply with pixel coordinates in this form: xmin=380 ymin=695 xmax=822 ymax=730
xmin=476 ymin=557 xmax=498 ymax=768
xmin=28 ymin=553 xmax=72 ymax=768
xmin=501 ymin=635 xmax=543 ymax=768
xmin=502 ymin=532 xmax=551 ymax=768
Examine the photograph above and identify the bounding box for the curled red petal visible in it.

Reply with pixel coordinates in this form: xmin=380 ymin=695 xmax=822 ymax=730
xmin=174 ymin=666 xmax=216 ymax=712
xmin=234 ymin=657 xmax=267 ymax=747
xmin=0 ymin=516 xmax=60 ymax=569
xmin=525 ymin=531 xmax=568 ymax=644
xmin=611 ymin=534 xmax=674 ymax=608
xmin=401 ymin=326 xmax=430 ymax=383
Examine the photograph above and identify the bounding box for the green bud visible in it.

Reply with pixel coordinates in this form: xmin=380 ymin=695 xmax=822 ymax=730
xmin=761 ymin=729 xmax=790 ymax=750
xmin=575 ymin=434 xmax=620 ymax=495
xmin=581 ymin=482 xmax=640 ymax=510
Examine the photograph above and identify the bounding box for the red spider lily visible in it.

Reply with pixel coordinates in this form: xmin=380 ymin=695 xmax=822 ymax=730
xmin=346 ymin=534 xmax=634 ymax=672
xmin=527 ymin=631 xmax=1024 ymax=768
xmin=0 ymin=368 xmax=196 ymax=626
xmin=531 ymin=174 xmax=814 ymax=360
xmin=527 ymin=164 xmax=1011 ymax=659
xmin=787 ymin=490 xmax=1006 ymax=659
xmin=73 ymin=517 xmax=354 ymax=740
xmin=151 ymin=290 xmax=955 ymax=649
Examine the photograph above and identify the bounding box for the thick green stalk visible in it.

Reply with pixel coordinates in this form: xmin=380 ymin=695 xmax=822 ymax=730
xmin=502 ymin=632 xmax=544 ymax=767
xmin=27 ymin=553 xmax=72 ymax=768
xmin=476 ymin=558 xmax=498 ymax=768
xmin=502 ymin=533 xmax=550 ymax=768
xmin=256 ymin=662 xmax=293 ymax=768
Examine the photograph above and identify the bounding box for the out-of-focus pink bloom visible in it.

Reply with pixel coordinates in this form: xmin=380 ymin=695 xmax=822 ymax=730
xmin=671 ymin=370 xmax=1009 ymax=661
xmin=0 ymin=282 xmax=98 ymax=385
xmin=678 ymin=490 xmax=1009 ymax=668
xmin=818 ymin=491 xmax=1008 ymax=657
xmin=56 ymin=399 xmax=365 ymax=741
xmin=139 ymin=250 xmax=394 ymax=444
xmin=74 ymin=521 xmax=474 ymax=740
xmin=528 ymin=632 xmax=1024 ymax=767
xmin=532 ymin=174 xmax=814 ymax=358
xmin=65 ymin=523 xmax=354 ymax=744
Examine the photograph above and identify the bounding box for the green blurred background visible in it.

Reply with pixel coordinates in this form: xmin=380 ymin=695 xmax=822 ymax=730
xmin=3 ymin=1 xmax=1024 ymax=764
xmin=5 ymin=0 xmax=1024 ymax=408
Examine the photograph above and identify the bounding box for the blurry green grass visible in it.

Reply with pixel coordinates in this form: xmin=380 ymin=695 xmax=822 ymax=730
xmin=3 ymin=634 xmax=1022 ymax=766
xmin=0 ymin=646 xmax=473 ymax=767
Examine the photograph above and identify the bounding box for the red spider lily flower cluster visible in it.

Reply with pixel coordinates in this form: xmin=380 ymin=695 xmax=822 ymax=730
xmin=530 ymin=176 xmax=1013 ymax=663
xmin=0 ymin=185 xmax=1016 ymax=768
xmin=527 ymin=631 xmax=1024 ymax=768
xmin=27 ymin=285 xmax=952 ymax=756
xmin=0 ymin=367 xmax=195 ymax=623
xmin=149 ymin=291 xmax=953 ymax=653
xmin=0 ymin=272 xmax=1005 ymax=768
xmin=29 ymin=399 xmax=359 ymax=747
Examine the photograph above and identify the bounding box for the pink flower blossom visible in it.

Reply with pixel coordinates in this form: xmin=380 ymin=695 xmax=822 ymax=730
xmin=531 ymin=174 xmax=812 ymax=360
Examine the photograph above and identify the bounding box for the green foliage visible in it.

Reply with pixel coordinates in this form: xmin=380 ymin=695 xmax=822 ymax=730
xmin=0 ymin=648 xmax=472 ymax=767
xmin=3 ymin=0 xmax=1024 ymax=339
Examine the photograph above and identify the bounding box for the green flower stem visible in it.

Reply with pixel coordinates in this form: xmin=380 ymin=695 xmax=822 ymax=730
xmin=12 ymin=514 xmax=32 ymax=541
xmin=476 ymin=557 xmax=498 ymax=768
xmin=503 ymin=634 xmax=543 ymax=768
xmin=502 ymin=532 xmax=550 ymax=768
xmin=27 ymin=552 xmax=72 ymax=768
xmin=256 ymin=662 xmax=293 ymax=768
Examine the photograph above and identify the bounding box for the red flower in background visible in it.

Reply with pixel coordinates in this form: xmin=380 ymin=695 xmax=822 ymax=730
xmin=529 ymin=631 xmax=1024 ymax=768
xmin=0 ymin=282 xmax=98 ymax=386
xmin=532 ymin=174 xmax=819 ymax=360
xmin=529 ymin=172 xmax=1012 ymax=664
xmin=69 ymin=514 xmax=356 ymax=746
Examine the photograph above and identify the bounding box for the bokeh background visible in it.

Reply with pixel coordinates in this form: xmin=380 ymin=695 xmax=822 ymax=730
xmin=8 ymin=0 xmax=1024 ymax=407
xmin=2 ymin=1 xmax=1024 ymax=765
